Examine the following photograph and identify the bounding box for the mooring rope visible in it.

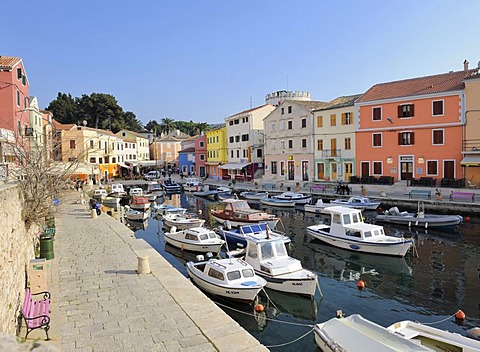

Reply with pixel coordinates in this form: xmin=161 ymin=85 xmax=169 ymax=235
xmin=421 ymin=312 xmax=457 ymax=325
xmin=264 ymin=327 xmax=316 ymax=348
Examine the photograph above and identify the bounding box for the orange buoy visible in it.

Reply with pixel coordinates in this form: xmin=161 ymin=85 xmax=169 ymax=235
xmin=465 ymin=217 xmax=471 ymax=223
xmin=357 ymin=280 xmax=366 ymax=290
xmin=254 ymin=304 xmax=265 ymax=312
xmin=455 ymin=310 xmax=466 ymax=320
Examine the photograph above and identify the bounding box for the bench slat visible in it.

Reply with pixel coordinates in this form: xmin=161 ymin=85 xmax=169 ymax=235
xmin=450 ymin=191 xmax=475 ymax=201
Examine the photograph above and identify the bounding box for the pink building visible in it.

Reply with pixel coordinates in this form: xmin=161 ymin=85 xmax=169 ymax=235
xmin=355 ymin=67 xmax=477 ymax=184
xmin=195 ymin=134 xmax=207 ymax=178
xmin=0 ymin=56 xmax=30 ymax=163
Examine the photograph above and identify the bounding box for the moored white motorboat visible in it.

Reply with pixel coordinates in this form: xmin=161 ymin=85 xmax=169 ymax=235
xmin=273 ymin=192 xmax=312 ymax=204
xmin=162 ymin=179 xmax=182 ymax=193
xmin=146 ymin=182 xmax=164 ymax=197
xmin=211 ymin=199 xmax=279 ymax=229
xmin=93 ymin=189 xmax=108 ymax=200
xmin=186 ymin=256 xmax=267 ymax=304
xmin=375 ymin=203 xmax=463 ymax=230
xmin=129 ymin=196 xmax=151 ymax=211
xmin=306 ymin=206 xmax=414 ymax=257
xmin=124 ymin=206 xmax=149 ymax=221
xmin=240 ymin=235 xmax=318 ymax=298
xmin=162 ymin=213 xmax=205 ymax=230
xmin=153 ymin=204 xmax=187 ymax=215
xmin=129 ymin=187 xmax=143 ymax=197
xmin=164 ymin=226 xmax=225 ymax=253
xmin=314 ymin=313 xmax=433 ymax=352
xmin=239 ymin=191 xmax=269 ymax=200
xmin=217 ymin=222 xmax=291 ymax=247
xmin=304 ymin=199 xmax=333 ymax=214
xmin=387 ymin=319 xmax=480 ymax=351
xmin=183 ymin=177 xmax=203 ymax=192
xmin=260 ymin=197 xmax=295 ymax=207
xmin=330 ymin=196 xmax=381 ymax=210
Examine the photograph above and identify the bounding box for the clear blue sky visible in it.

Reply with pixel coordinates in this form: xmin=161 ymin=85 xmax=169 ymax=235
xmin=4 ymin=0 xmax=480 ymax=126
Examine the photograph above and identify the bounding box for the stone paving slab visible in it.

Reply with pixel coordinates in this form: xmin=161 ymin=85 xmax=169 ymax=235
xmin=28 ymin=193 xmax=268 ymax=351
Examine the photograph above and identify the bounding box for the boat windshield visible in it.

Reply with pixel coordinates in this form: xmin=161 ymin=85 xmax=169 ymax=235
xmin=352 ymin=213 xmax=362 ymax=223
xmin=199 ymin=234 xmax=208 ymax=240
xmin=208 ymin=232 xmax=218 ymax=239
xmin=273 ymin=240 xmax=287 ymax=257
xmin=242 ymin=269 xmax=255 ymax=278
xmin=227 ymin=270 xmax=241 ymax=281
xmin=232 ymin=201 xmax=250 ymax=210
xmin=260 ymin=243 xmax=275 ymax=259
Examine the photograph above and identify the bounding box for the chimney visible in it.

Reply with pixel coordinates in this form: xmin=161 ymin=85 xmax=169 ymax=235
xmin=464 ymin=59 xmax=469 ymax=71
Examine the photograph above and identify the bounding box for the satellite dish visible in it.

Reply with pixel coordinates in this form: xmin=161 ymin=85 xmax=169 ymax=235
xmin=83 ymin=120 xmax=87 ymax=126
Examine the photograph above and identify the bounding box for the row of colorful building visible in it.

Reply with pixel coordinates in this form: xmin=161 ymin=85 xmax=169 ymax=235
xmin=1 ymin=55 xmax=479 ymax=186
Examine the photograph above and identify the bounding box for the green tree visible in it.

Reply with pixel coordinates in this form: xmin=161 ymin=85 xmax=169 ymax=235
xmin=145 ymin=120 xmax=161 ymax=135
xmin=160 ymin=117 xmax=177 ymax=135
xmin=46 ymin=93 xmax=77 ymax=124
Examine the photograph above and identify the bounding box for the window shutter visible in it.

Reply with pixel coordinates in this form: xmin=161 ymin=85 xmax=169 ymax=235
xmin=411 ymin=132 xmax=415 ymax=144
xmin=398 ymin=105 xmax=403 ymax=118
xmin=398 ymin=133 xmax=402 ymax=145
xmin=410 ymin=104 xmax=415 ymax=117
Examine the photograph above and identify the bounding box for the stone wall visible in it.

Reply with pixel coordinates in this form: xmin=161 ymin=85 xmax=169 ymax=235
xmin=0 ymin=184 xmax=38 ymax=334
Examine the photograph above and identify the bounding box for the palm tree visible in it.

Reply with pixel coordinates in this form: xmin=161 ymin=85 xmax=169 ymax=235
xmin=160 ymin=117 xmax=176 ymax=135
xmin=195 ymin=122 xmax=210 ymax=135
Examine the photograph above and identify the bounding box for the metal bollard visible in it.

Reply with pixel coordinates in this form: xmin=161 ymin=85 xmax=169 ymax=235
xmin=137 ymin=255 xmax=150 ymax=274
xmin=91 ymin=209 xmax=98 ymax=219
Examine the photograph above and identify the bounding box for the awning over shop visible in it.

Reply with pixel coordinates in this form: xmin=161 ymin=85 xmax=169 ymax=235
xmin=460 ymin=155 xmax=480 ymax=167
xmin=118 ymin=162 xmax=129 ymax=169
xmin=205 ymin=162 xmax=220 ymax=166
xmin=219 ymin=162 xmax=250 ymax=170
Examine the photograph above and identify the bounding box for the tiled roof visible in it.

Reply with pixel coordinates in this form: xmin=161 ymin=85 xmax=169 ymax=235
xmin=52 ymin=120 xmax=76 ymax=130
xmin=227 ymin=104 xmax=272 ymax=118
xmin=0 ymin=56 xmax=21 ymax=69
xmin=358 ymin=69 xmax=478 ymax=102
xmin=285 ymin=100 xmax=330 ymax=111
xmin=314 ymin=94 xmax=362 ymax=111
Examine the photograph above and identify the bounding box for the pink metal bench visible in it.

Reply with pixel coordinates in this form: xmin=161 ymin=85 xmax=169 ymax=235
xmin=20 ymin=288 xmax=51 ymax=340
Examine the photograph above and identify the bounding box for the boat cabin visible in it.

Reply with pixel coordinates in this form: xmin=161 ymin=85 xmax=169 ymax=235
xmin=325 ymin=206 xmax=386 ymax=240
xmin=196 ymin=258 xmax=256 ymax=284
xmin=129 ymin=187 xmax=143 ymax=196
xmin=111 ymin=183 xmax=125 ymax=194
xmin=222 ymin=200 xmax=269 ymax=219
xmin=93 ymin=189 xmax=108 ymax=199
xmin=245 ymin=238 xmax=302 ymax=276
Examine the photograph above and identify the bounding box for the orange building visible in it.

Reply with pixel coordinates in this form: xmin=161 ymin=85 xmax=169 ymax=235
xmin=355 ymin=66 xmax=477 ymax=184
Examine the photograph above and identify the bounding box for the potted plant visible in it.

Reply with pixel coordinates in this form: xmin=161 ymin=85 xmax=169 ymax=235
xmin=435 ymin=188 xmax=442 ymax=201
xmin=254 ymin=181 xmax=259 ymax=189
xmin=360 ymin=185 xmax=367 ymax=196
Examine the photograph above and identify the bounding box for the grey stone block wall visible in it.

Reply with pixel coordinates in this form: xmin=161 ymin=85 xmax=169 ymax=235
xmin=0 ymin=184 xmax=38 ymax=334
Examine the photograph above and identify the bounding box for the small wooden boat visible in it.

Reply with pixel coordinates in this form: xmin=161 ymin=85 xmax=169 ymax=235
xmin=164 ymin=226 xmax=225 ymax=253
xmin=217 ymin=222 xmax=291 ymax=247
xmin=162 ymin=179 xmax=182 ymax=193
xmin=239 ymin=191 xmax=269 ymax=200
xmin=387 ymin=320 xmax=480 ymax=351
xmin=129 ymin=196 xmax=151 ymax=211
xmin=186 ymin=256 xmax=267 ymax=304
xmin=273 ymin=192 xmax=312 ymax=204
xmin=162 ymin=213 xmax=205 ymax=230
xmin=194 ymin=186 xmax=232 ymax=200
xmin=304 ymin=199 xmax=333 ymax=214
xmin=375 ymin=203 xmax=463 ymax=230
xmin=211 ymin=199 xmax=279 ymax=229
xmin=240 ymin=235 xmax=318 ymax=298
xmin=124 ymin=206 xmax=149 ymax=221
xmin=330 ymin=196 xmax=381 ymax=210
xmin=153 ymin=204 xmax=187 ymax=215
xmin=183 ymin=177 xmax=203 ymax=192
xmin=314 ymin=313 xmax=433 ymax=351
xmin=307 ymin=206 xmax=414 ymax=257
xmin=260 ymin=198 xmax=295 ymax=207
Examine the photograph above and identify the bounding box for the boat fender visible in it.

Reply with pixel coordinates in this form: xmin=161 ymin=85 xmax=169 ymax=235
xmin=171 ymin=226 xmax=177 ymax=233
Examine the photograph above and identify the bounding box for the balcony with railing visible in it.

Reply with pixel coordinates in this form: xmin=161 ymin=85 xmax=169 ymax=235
xmin=322 ymin=149 xmax=341 ymax=158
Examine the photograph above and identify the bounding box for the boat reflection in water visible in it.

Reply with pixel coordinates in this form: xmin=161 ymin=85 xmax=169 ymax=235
xmin=125 ymin=218 xmax=149 ymax=231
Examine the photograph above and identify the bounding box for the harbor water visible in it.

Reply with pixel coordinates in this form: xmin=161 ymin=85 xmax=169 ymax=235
xmin=126 ymin=192 xmax=480 ymax=351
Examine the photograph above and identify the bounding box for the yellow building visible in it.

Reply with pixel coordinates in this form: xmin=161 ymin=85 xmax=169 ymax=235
xmin=462 ymin=69 xmax=480 ymax=187
xmin=205 ymin=126 xmax=227 ymax=179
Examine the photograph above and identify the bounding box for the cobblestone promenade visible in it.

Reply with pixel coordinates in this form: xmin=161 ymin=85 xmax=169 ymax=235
xmin=36 ymin=192 xmax=267 ymax=351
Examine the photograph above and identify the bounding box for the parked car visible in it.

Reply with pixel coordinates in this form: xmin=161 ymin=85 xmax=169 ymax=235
xmin=144 ymin=170 xmax=161 ymax=180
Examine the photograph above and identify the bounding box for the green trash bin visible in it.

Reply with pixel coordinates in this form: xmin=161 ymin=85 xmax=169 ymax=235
xmin=39 ymin=234 xmax=54 ymax=260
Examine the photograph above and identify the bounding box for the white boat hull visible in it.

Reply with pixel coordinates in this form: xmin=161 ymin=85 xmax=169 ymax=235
xmin=164 ymin=234 xmax=224 ymax=253
xmin=260 ymin=199 xmax=295 ymax=207
xmin=130 ymin=203 xmax=151 ymax=211
xmin=258 ymin=272 xmax=317 ymax=298
xmin=163 ymin=216 xmax=205 ymax=230
xmin=186 ymin=262 xmax=264 ymax=303
xmin=307 ymin=225 xmax=412 ymax=257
